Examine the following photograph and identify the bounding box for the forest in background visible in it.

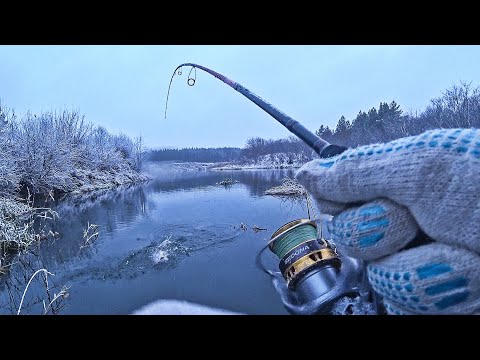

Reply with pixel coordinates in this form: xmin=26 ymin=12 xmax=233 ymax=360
xmin=148 ymin=147 xmax=241 ymax=163
xmin=147 ymin=82 xmax=480 ymax=163
xmin=316 ymin=82 xmax=480 ymax=148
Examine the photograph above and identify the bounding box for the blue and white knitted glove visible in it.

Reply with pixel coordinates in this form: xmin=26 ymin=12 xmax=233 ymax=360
xmin=295 ymin=128 xmax=480 ymax=314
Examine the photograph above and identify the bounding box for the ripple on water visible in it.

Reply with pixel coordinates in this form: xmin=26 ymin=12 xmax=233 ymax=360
xmin=61 ymin=223 xmax=243 ymax=284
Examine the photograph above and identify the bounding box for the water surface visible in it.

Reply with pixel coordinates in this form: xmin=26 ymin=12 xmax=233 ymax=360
xmin=1 ymin=162 xmax=312 ymax=315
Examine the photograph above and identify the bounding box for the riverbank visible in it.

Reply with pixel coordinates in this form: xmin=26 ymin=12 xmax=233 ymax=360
xmin=1 ymin=164 xmax=301 ymax=315
xmin=0 ymin=105 xmax=150 ymax=263
xmin=0 ymin=197 xmax=57 ymax=268
xmin=68 ymin=168 xmax=150 ymax=195
xmin=0 ymin=170 xmax=150 ymax=260
xmin=212 ymin=163 xmax=301 ymax=170
xmin=165 ymin=152 xmax=312 ymax=172
xmin=214 ymin=153 xmax=310 ymax=170
xmin=170 ymin=162 xmax=228 ymax=172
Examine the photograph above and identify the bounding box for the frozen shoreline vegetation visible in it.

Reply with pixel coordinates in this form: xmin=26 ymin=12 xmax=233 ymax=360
xmin=212 ymin=152 xmax=311 ymax=170
xmin=0 ymin=198 xmax=57 ymax=269
xmin=0 ymin=104 xmax=148 ymax=259
xmin=211 ymin=153 xmax=311 ymax=170
xmin=67 ymin=167 xmax=149 ymax=195
xmin=161 ymin=152 xmax=312 ymax=172
xmin=265 ymin=177 xmax=307 ymax=196
xmin=147 ymin=136 xmax=315 ymax=171
xmin=168 ymin=153 xmax=311 ymax=172
xmin=170 ymin=162 xmax=228 ymax=172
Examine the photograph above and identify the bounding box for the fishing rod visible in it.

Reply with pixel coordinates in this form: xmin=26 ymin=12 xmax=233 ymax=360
xmin=165 ymin=63 xmax=381 ymax=314
xmin=165 ymin=63 xmax=347 ymax=159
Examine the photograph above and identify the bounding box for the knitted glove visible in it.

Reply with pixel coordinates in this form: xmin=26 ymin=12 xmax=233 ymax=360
xmin=295 ymin=128 xmax=480 ymax=314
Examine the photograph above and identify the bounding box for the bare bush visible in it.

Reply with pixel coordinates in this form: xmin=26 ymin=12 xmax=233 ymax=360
xmin=0 ymin=105 xmax=145 ymax=195
xmin=0 ymin=102 xmax=146 ymax=265
xmin=0 ymin=102 xmax=21 ymax=196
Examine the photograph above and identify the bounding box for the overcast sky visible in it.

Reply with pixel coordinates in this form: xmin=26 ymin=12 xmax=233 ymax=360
xmin=0 ymin=45 xmax=479 ymax=149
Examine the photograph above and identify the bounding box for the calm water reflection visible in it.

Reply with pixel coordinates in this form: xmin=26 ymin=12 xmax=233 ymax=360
xmin=1 ymin=162 xmax=311 ymax=314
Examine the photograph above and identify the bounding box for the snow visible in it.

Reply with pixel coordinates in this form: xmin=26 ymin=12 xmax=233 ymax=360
xmin=169 ymin=162 xmax=224 ymax=172
xmin=0 ymin=105 xmax=150 ymax=260
xmin=68 ymin=168 xmax=150 ymax=195
xmin=214 ymin=153 xmax=312 ymax=170
xmin=0 ymin=197 xmax=54 ymax=256
xmin=151 ymin=153 xmax=313 ymax=172
xmin=265 ymin=177 xmax=307 ymax=196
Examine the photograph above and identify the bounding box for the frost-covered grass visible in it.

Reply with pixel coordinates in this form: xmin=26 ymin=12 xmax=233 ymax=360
xmin=265 ymin=178 xmax=318 ymax=220
xmin=0 ymin=197 xmax=57 ymax=263
xmin=0 ymin=104 xmax=146 ymax=196
xmin=68 ymin=168 xmax=150 ymax=195
xmin=0 ymin=199 xmax=35 ymax=257
xmin=265 ymin=177 xmax=307 ymax=196
xmin=0 ymin=103 xmax=149 ymax=262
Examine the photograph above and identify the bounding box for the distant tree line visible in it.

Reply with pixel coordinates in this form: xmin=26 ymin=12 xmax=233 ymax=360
xmin=316 ymin=82 xmax=480 ymax=147
xmin=148 ymin=147 xmax=242 ymax=162
xmin=240 ymin=136 xmax=314 ymax=160
xmin=147 ymin=138 xmax=313 ymax=163
xmin=147 ymin=82 xmax=480 ymax=163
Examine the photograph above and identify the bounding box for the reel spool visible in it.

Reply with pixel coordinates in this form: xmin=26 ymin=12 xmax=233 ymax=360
xmin=269 ymin=219 xmax=340 ymax=289
xmin=266 ymin=218 xmax=377 ymax=314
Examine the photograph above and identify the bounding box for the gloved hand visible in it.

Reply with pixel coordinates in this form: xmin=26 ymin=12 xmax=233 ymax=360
xmin=295 ymin=128 xmax=480 ymax=314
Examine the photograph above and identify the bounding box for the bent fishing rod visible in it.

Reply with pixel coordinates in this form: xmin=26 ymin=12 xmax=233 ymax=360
xmin=165 ymin=63 xmax=347 ymax=159
xmin=164 ymin=63 xmax=383 ymax=314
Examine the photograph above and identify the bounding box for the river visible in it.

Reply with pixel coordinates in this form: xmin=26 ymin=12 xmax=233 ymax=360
xmin=0 ymin=162 xmax=316 ymax=315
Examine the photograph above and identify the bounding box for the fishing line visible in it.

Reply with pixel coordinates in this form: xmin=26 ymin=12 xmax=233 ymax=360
xmin=163 ymin=63 xmax=347 ymax=159
xmin=255 ymin=243 xmax=280 ymax=277
xmin=305 ymin=192 xmax=317 ymax=220
xmin=161 ymin=63 xmax=379 ymax=314
xmin=165 ymin=65 xmax=197 ymax=119
xmin=164 ymin=67 xmax=179 ymax=119
xmin=188 ymin=66 xmax=196 ymax=86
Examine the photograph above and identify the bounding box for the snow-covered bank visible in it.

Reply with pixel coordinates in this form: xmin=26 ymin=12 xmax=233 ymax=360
xmin=169 ymin=162 xmax=228 ymax=172
xmin=211 ymin=153 xmax=312 ymax=171
xmin=0 ymin=104 xmax=150 ymax=262
xmin=150 ymin=153 xmax=313 ymax=172
xmin=265 ymin=177 xmax=307 ymax=196
xmin=0 ymin=169 xmax=149 ymax=261
xmin=212 ymin=163 xmax=301 ymax=170
xmin=69 ymin=168 xmax=150 ymax=195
